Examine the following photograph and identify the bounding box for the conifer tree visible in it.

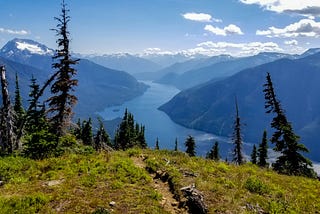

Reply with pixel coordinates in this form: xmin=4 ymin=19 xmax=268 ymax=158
xmin=24 ymin=76 xmax=57 ymax=159
xmin=93 ymin=118 xmax=111 ymax=151
xmin=207 ymin=141 xmax=220 ymax=161
xmin=258 ymin=130 xmax=268 ymax=167
xmin=74 ymin=118 xmax=82 ymax=140
xmin=155 ymin=137 xmax=160 ymax=150
xmin=13 ymin=73 xmax=25 ymax=133
xmin=251 ymin=145 xmax=257 ymax=164
xmin=185 ymin=135 xmax=196 ymax=157
xmin=81 ymin=118 xmax=93 ymax=145
xmin=174 ymin=137 xmax=178 ymax=151
xmin=114 ymin=109 xmax=146 ymax=150
xmin=232 ymin=98 xmax=244 ymax=165
xmin=263 ymin=72 xmax=315 ymax=177
xmin=47 ymin=0 xmax=79 ymax=137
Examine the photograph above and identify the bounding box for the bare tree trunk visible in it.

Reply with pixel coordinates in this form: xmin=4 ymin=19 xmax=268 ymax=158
xmin=0 ymin=66 xmax=17 ymax=153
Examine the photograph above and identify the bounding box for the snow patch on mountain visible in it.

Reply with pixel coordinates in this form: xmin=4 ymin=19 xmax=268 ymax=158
xmin=16 ymin=41 xmax=53 ymax=55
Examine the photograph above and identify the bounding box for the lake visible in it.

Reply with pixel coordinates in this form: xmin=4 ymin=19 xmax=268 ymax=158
xmin=98 ymin=81 xmax=252 ymax=159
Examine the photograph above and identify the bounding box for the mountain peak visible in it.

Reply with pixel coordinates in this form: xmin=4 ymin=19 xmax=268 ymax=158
xmin=0 ymin=38 xmax=54 ymax=57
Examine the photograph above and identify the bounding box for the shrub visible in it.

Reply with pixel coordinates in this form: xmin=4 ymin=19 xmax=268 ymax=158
xmin=245 ymin=176 xmax=270 ymax=195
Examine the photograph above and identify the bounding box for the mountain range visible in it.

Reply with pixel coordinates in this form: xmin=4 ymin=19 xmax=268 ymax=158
xmin=0 ymin=38 xmax=148 ymax=118
xmin=159 ymin=52 xmax=320 ymax=161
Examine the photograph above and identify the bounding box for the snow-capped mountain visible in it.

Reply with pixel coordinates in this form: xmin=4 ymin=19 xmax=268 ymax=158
xmin=83 ymin=53 xmax=162 ymax=74
xmin=1 ymin=38 xmax=53 ymax=57
xmin=0 ymin=38 xmax=54 ymax=71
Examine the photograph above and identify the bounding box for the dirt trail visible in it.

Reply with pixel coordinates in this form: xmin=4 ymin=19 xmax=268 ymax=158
xmin=131 ymin=156 xmax=187 ymax=214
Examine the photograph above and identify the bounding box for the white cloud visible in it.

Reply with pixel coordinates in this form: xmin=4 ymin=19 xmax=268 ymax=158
xmin=0 ymin=27 xmax=29 ymax=35
xmin=256 ymin=19 xmax=320 ymax=38
xmin=239 ymin=0 xmax=320 ymax=17
xmin=197 ymin=41 xmax=282 ymax=56
xmin=182 ymin=12 xmax=222 ymax=23
xmin=284 ymin=39 xmax=298 ymax=45
xmin=204 ymin=24 xmax=244 ymax=36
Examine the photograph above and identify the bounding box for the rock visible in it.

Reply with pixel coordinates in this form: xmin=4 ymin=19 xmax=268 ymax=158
xmin=109 ymin=201 xmax=116 ymax=207
xmin=0 ymin=181 xmax=4 ymax=186
xmin=180 ymin=184 xmax=208 ymax=214
xmin=44 ymin=179 xmax=64 ymax=186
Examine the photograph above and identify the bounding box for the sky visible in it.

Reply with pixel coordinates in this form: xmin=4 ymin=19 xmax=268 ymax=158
xmin=0 ymin=0 xmax=320 ymax=56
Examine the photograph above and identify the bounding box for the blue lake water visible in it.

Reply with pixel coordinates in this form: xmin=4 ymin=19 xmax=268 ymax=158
xmin=98 ymin=81 xmax=320 ymax=174
xmin=98 ymin=81 xmax=252 ymax=158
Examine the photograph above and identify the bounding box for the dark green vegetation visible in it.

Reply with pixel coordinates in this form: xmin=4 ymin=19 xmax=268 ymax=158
xmin=1 ymin=149 xmax=319 ymax=213
xmin=159 ymin=53 xmax=320 ymax=162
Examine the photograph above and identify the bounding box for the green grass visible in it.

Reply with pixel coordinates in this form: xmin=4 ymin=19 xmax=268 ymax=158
xmin=0 ymin=149 xmax=319 ymax=213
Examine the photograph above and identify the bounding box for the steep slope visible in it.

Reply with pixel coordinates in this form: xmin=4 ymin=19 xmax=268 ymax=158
xmin=162 ymin=52 xmax=294 ymax=89
xmin=0 ymin=39 xmax=147 ymax=117
xmin=160 ymin=55 xmax=320 ymax=161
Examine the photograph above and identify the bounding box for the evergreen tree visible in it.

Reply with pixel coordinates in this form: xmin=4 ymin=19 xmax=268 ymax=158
xmin=93 ymin=118 xmax=111 ymax=151
xmin=185 ymin=135 xmax=196 ymax=157
xmin=174 ymin=137 xmax=178 ymax=151
xmin=47 ymin=0 xmax=79 ymax=137
xmin=74 ymin=118 xmax=82 ymax=140
xmin=155 ymin=137 xmax=160 ymax=150
xmin=263 ymin=72 xmax=315 ymax=177
xmin=207 ymin=141 xmax=220 ymax=161
xmin=24 ymin=77 xmax=57 ymax=159
xmin=232 ymin=98 xmax=244 ymax=165
xmin=13 ymin=73 xmax=25 ymax=133
xmin=258 ymin=130 xmax=268 ymax=167
xmin=114 ymin=109 xmax=146 ymax=150
xmin=81 ymin=118 xmax=93 ymax=145
xmin=251 ymin=145 xmax=257 ymax=164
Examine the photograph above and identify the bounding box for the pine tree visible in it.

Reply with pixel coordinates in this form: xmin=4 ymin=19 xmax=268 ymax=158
xmin=174 ymin=137 xmax=178 ymax=151
xmin=263 ymin=72 xmax=315 ymax=177
xmin=93 ymin=118 xmax=111 ymax=151
xmin=251 ymin=145 xmax=257 ymax=164
xmin=155 ymin=137 xmax=160 ymax=150
xmin=23 ymin=77 xmax=57 ymax=159
xmin=47 ymin=0 xmax=79 ymax=137
xmin=13 ymin=73 xmax=25 ymax=134
xmin=81 ymin=118 xmax=93 ymax=146
xmin=232 ymin=98 xmax=244 ymax=165
xmin=207 ymin=141 xmax=220 ymax=161
xmin=258 ymin=130 xmax=268 ymax=167
xmin=114 ymin=109 xmax=146 ymax=150
xmin=185 ymin=135 xmax=196 ymax=157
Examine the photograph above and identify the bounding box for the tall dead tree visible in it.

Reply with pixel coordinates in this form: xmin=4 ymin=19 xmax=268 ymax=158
xmin=0 ymin=66 xmax=17 ymax=154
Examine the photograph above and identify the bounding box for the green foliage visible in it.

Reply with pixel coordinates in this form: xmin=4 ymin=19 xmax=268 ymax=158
xmin=81 ymin=118 xmax=93 ymax=145
xmin=114 ymin=109 xmax=147 ymax=150
xmin=93 ymin=117 xmax=111 ymax=151
xmin=47 ymin=1 xmax=79 ymax=137
xmin=258 ymin=130 xmax=269 ymax=167
xmin=0 ymin=193 xmax=49 ymax=214
xmin=92 ymin=207 xmax=111 ymax=214
xmin=207 ymin=141 xmax=220 ymax=161
xmin=13 ymin=73 xmax=25 ymax=135
xmin=250 ymin=144 xmax=257 ymax=164
xmin=263 ymin=72 xmax=315 ymax=177
xmin=155 ymin=137 xmax=160 ymax=150
xmin=245 ymin=176 xmax=270 ymax=195
xmin=23 ymin=129 xmax=58 ymax=160
xmin=185 ymin=135 xmax=196 ymax=157
xmin=232 ymin=98 xmax=244 ymax=165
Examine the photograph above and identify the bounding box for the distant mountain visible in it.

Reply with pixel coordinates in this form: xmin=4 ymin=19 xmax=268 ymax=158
xmin=159 ymin=53 xmax=320 ymax=161
xmin=299 ymin=48 xmax=320 ymax=59
xmin=83 ymin=53 xmax=162 ymax=74
xmin=154 ymin=54 xmax=234 ymax=84
xmin=159 ymin=52 xmax=294 ymax=89
xmin=0 ymin=38 xmax=148 ymax=118
xmin=140 ymin=52 xmax=208 ymax=67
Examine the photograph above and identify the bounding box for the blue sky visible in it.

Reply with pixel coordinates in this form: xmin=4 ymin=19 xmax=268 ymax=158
xmin=0 ymin=0 xmax=319 ymax=56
